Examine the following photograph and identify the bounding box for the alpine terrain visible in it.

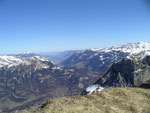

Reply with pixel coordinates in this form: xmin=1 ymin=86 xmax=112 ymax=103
xmin=0 ymin=42 xmax=150 ymax=112
xmin=62 ymin=42 xmax=150 ymax=75
xmin=0 ymin=56 xmax=99 ymax=112
xmin=20 ymin=42 xmax=150 ymax=113
xmin=82 ymin=50 xmax=150 ymax=94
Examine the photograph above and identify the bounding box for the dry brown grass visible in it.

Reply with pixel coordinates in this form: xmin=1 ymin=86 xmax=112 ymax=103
xmin=20 ymin=87 xmax=150 ymax=113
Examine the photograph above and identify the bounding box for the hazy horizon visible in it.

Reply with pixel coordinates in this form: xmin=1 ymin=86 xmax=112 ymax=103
xmin=0 ymin=0 xmax=150 ymax=54
xmin=1 ymin=41 xmax=150 ymax=55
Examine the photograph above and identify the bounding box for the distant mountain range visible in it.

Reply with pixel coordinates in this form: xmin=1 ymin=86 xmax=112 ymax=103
xmin=0 ymin=42 xmax=150 ymax=112
xmin=62 ymin=42 xmax=150 ymax=74
xmin=5 ymin=50 xmax=80 ymax=64
xmin=15 ymin=52 xmax=39 ymax=58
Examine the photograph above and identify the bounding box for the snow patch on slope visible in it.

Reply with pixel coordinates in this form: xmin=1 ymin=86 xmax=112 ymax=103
xmin=85 ymin=85 xmax=105 ymax=94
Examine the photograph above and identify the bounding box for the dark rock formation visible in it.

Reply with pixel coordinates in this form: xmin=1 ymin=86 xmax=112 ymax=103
xmin=95 ymin=53 xmax=150 ymax=87
xmin=82 ymin=52 xmax=150 ymax=95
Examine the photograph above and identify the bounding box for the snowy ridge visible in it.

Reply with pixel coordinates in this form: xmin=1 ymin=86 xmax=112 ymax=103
xmin=0 ymin=56 xmax=25 ymax=68
xmin=88 ymin=42 xmax=150 ymax=54
xmin=0 ymin=55 xmax=53 ymax=68
xmin=30 ymin=56 xmax=51 ymax=62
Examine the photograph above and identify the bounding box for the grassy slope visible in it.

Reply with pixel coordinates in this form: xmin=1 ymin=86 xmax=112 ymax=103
xmin=20 ymin=88 xmax=150 ymax=113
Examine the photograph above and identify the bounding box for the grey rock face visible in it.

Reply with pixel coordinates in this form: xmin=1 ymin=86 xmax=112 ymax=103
xmin=94 ymin=53 xmax=150 ymax=88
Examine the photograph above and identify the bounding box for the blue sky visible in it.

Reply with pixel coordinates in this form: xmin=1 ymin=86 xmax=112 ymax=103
xmin=0 ymin=0 xmax=150 ymax=54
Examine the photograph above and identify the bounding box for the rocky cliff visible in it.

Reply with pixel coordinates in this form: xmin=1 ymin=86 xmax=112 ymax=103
xmin=82 ymin=51 xmax=150 ymax=94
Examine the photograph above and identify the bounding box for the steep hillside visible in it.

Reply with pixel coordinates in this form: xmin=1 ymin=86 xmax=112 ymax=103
xmin=20 ymin=88 xmax=150 ymax=113
xmin=0 ymin=56 xmax=100 ymax=112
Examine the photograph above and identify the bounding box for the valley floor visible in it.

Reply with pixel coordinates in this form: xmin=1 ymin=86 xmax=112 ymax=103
xmin=20 ymin=87 xmax=150 ymax=113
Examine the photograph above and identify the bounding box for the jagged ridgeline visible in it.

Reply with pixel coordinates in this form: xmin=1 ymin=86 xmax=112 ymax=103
xmin=62 ymin=42 xmax=150 ymax=73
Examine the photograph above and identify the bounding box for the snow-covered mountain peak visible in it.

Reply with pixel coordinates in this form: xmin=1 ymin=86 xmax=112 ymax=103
xmin=0 ymin=56 xmax=25 ymax=68
xmin=111 ymin=42 xmax=150 ymax=53
xmin=88 ymin=42 xmax=150 ymax=54
xmin=0 ymin=55 xmax=54 ymax=68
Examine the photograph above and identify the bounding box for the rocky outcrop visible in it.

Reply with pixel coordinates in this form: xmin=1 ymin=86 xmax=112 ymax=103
xmin=82 ymin=51 xmax=150 ymax=95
